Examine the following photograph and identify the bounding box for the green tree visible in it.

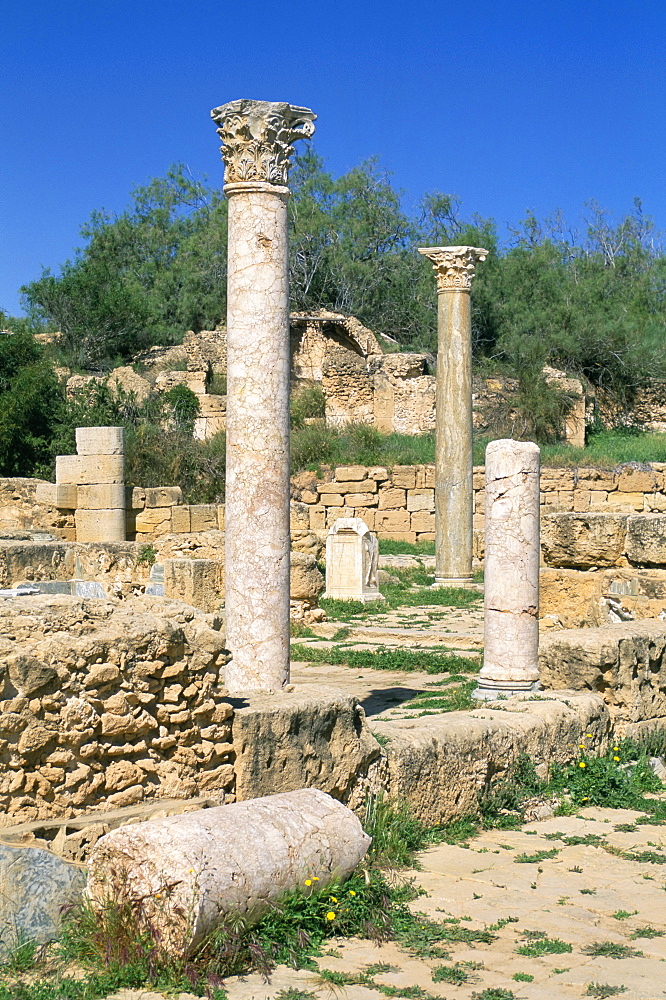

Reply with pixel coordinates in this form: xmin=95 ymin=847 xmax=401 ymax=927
xmin=22 ymin=165 xmax=228 ymax=368
xmin=0 ymin=331 xmax=64 ymax=475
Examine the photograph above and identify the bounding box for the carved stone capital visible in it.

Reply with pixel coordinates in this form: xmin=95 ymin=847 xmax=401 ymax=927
xmin=211 ymin=99 xmax=316 ymax=187
xmin=418 ymin=245 xmax=488 ymax=292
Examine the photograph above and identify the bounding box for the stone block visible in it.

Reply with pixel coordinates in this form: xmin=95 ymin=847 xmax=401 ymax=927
xmin=309 ymin=504 xmax=326 ymax=529
xmin=572 ymin=490 xmax=591 ymax=512
xmin=76 ymin=426 xmax=124 ymax=456
xmin=367 ymin=692 xmax=609 ymax=825
xmin=134 ymin=508 xmax=172 ymax=534
xmin=367 ymin=466 xmax=389 ymax=481
xmin=377 ymin=487 xmax=406 ymax=510
xmin=383 ymin=530 xmax=417 ymax=543
xmin=233 ymin=686 xmax=380 ymax=804
xmin=406 ymin=489 xmax=434 ymax=512
xmin=35 ymin=482 xmax=57 ymax=506
xmin=345 ymin=492 xmax=376 ymax=506
xmin=163 ymin=558 xmax=223 ymax=612
xmin=77 ymin=484 xmax=126 ymax=511
xmin=56 ymin=484 xmax=78 ymax=509
xmin=646 ymin=492 xmax=666 ymax=512
xmin=77 ymin=455 xmax=124 ymax=485
xmin=357 ymin=509 xmax=375 ymax=529
xmin=290 ymin=551 xmax=324 ymax=603
xmin=626 ymin=514 xmax=666 ymax=565
xmin=75 ymin=509 xmax=125 ymax=543
xmin=375 ymin=510 xmax=411 ymax=533
xmin=590 ymin=490 xmax=609 ymax=506
xmin=556 ymin=490 xmax=574 ymax=511
xmin=301 ymin=490 xmax=318 ymax=504
xmin=606 ymin=491 xmax=645 ymax=510
xmin=144 ymin=487 xmax=183 ymax=508
xmin=411 ymin=511 xmax=435 ymax=532
xmin=334 ymin=466 xmax=367 ymax=481
xmin=127 ymin=487 xmax=145 ymax=510
xmin=416 ymin=531 xmax=436 ymax=543
xmin=539 ymin=620 xmax=666 ymax=725
xmin=322 ymin=494 xmax=345 ymax=506
xmin=55 ymin=455 xmax=83 ymax=485
xmin=170 ymin=506 xmax=191 ymax=533
xmin=541 ymin=512 xmax=629 ymax=568
xmin=189 ymin=505 xmax=218 ymax=532
xmin=217 ymin=505 xmax=225 ymax=530
xmin=319 ymin=479 xmax=376 ymax=494
xmin=616 ymin=467 xmax=660 ymax=493
xmin=539 ymin=567 xmax=601 ymax=629
xmin=289 ymin=501 xmax=310 ymax=529
xmin=390 ymin=465 xmax=417 ymax=489
xmin=0 ymin=844 xmax=86 ymax=959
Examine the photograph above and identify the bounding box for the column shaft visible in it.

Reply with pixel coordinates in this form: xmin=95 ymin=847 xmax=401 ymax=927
xmin=475 ymin=438 xmax=541 ymax=699
xmin=435 ymin=289 xmax=473 ymax=584
xmin=224 ymin=184 xmax=291 ymax=692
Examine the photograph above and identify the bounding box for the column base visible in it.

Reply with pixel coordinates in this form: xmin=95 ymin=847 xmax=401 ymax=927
xmin=472 ymin=681 xmax=541 ymax=702
xmin=322 ymin=591 xmax=385 ymax=603
xmin=431 ymin=576 xmax=475 ymax=589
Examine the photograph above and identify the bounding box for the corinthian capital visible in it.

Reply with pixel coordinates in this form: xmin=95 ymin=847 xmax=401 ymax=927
xmin=418 ymin=245 xmax=488 ymax=292
xmin=210 ymin=99 xmax=316 ymax=187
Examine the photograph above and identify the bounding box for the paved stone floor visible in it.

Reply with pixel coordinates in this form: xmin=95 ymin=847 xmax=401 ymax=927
xmin=93 ymin=587 xmax=666 ymax=998
xmin=102 ymin=806 xmax=666 ymax=1000
xmin=291 ymin=597 xmax=485 ymax=722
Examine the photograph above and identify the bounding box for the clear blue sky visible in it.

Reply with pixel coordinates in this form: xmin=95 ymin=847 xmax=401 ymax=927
xmin=1 ymin=0 xmax=664 ymax=315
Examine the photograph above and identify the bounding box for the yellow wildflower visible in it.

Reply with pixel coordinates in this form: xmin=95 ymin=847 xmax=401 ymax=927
xmin=579 ymin=744 xmax=585 ymax=749
xmin=586 ymin=733 xmax=593 ymax=738
xmin=613 ymin=746 xmax=620 ymax=752
xmin=312 ymin=876 xmax=320 ymax=881
xmin=349 ymin=890 xmax=356 ymax=896
xmin=613 ymin=756 xmax=620 ymax=762
xmin=329 ymin=896 xmax=338 ymax=904
xmin=305 ymin=879 xmax=312 ymax=886
xmin=326 ymin=911 xmax=336 ymax=921
xmin=579 ymin=762 xmax=586 ymax=768
xmin=581 ymin=797 xmax=589 ymax=801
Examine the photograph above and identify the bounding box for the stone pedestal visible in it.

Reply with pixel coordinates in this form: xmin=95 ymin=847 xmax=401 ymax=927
xmin=417 ymin=246 xmax=487 ymax=586
xmin=323 ymin=517 xmax=383 ymax=602
xmin=474 ymin=439 xmax=541 ymax=700
xmin=211 ymin=99 xmax=315 ymax=693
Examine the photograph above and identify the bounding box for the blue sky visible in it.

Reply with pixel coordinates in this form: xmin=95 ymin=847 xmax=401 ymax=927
xmin=1 ymin=0 xmax=664 ymax=315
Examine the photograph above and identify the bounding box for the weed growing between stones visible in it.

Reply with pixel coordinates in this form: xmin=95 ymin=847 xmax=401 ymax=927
xmin=582 ymin=942 xmax=644 ymax=959
xmin=431 ymin=962 xmax=473 ymax=983
xmin=548 ymin=739 xmax=665 ymax=813
xmin=290 ymin=642 xmax=480 ymax=676
xmin=515 ymin=931 xmax=573 ymax=956
xmin=631 ymin=926 xmax=665 ymax=938
xmin=585 ymin=986 xmax=628 ymax=998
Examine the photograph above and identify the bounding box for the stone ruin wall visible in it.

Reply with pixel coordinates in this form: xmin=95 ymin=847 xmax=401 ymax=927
xmin=0 ymin=596 xmax=235 ymax=826
xmin=6 ymin=462 xmax=666 ymax=550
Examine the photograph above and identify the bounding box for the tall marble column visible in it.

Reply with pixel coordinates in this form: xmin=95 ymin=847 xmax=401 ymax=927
xmin=417 ymin=246 xmax=488 ymax=586
xmin=211 ymin=99 xmax=316 ymax=693
xmin=474 ymin=438 xmax=541 ymax=700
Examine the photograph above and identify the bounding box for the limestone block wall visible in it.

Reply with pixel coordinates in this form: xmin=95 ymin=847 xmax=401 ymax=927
xmin=290 ymin=462 xmax=666 ymax=549
xmin=0 ymin=595 xmax=234 ymax=825
xmin=6 ymin=461 xmax=666 ymax=549
xmin=540 ymin=511 xmax=666 ymax=629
